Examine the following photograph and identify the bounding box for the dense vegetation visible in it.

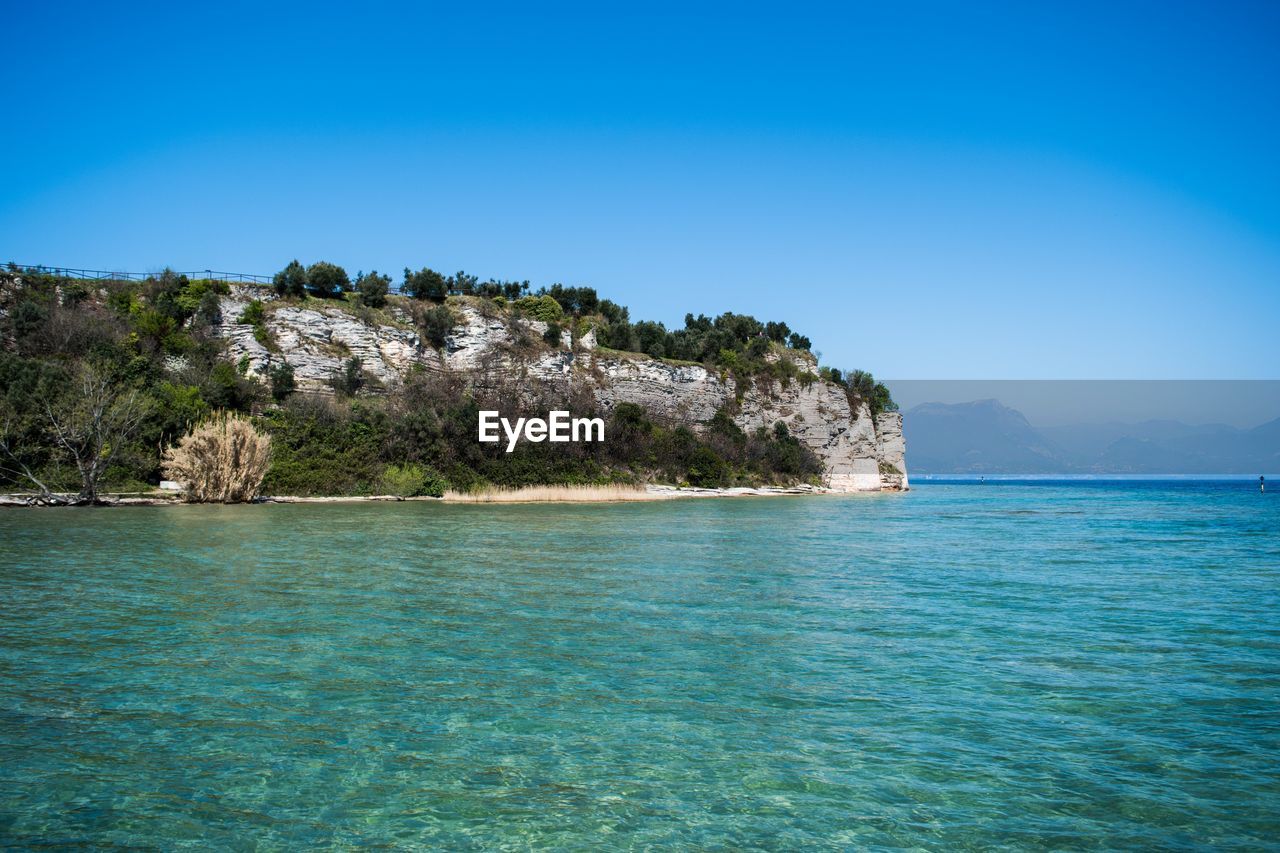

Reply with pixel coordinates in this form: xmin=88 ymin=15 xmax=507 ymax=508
xmin=0 ymin=262 xmax=893 ymax=500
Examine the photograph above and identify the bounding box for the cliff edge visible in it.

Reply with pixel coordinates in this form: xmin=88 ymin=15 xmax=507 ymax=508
xmin=216 ymin=291 xmax=907 ymax=492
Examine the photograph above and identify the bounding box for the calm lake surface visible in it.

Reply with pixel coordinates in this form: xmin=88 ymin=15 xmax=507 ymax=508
xmin=1 ymin=482 xmax=1277 ymax=848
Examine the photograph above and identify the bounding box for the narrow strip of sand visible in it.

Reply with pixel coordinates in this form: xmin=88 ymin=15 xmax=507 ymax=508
xmin=2 ymin=483 xmax=845 ymax=506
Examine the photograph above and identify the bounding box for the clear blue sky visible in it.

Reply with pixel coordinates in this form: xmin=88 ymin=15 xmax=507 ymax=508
xmin=3 ymin=1 xmax=1277 ymax=379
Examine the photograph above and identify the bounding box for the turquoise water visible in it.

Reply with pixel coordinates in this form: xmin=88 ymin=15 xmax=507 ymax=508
xmin=1 ymin=482 xmax=1277 ymax=848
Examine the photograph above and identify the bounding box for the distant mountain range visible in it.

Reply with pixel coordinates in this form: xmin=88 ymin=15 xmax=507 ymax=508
xmin=904 ymin=399 xmax=1280 ymax=475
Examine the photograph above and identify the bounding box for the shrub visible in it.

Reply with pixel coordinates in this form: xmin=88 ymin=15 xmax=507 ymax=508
xmin=378 ymin=462 xmax=447 ymax=497
xmin=419 ymin=304 xmax=455 ymax=349
xmin=844 ymin=369 xmax=897 ymax=416
xmin=514 ymin=295 xmax=564 ymax=322
xmin=273 ymin=260 xmax=307 ymax=298
xmin=195 ymin=290 xmax=223 ymax=327
xmin=331 ymin=356 xmax=366 ymax=396
xmin=162 ymin=412 xmax=272 ymax=503
xmin=355 ymin=270 xmax=391 ymax=308
xmin=258 ymin=395 xmax=389 ymax=496
xmin=10 ymin=300 xmax=48 ymax=340
xmin=543 ymin=321 xmax=562 ymax=347
xmin=269 ymin=361 xmax=296 ymax=402
xmin=306 ymin=261 xmax=349 ymax=298
xmin=237 ymin=299 xmax=265 ymax=326
xmin=203 ymin=361 xmax=260 ymax=411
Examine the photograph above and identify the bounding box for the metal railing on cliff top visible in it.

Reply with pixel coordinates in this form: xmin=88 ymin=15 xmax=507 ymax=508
xmin=6 ymin=263 xmax=274 ymax=285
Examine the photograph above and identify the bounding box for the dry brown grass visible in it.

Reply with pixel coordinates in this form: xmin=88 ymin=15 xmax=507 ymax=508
xmin=443 ymin=484 xmax=660 ymax=503
xmin=162 ymin=412 xmax=272 ymax=503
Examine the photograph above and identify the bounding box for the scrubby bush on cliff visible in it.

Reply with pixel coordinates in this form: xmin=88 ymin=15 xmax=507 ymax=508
xmin=306 ymin=262 xmax=349 ymax=299
xmin=163 ymin=412 xmax=272 ymax=503
xmin=330 ymin=356 xmax=367 ymax=396
xmin=514 ymin=294 xmax=565 ymax=323
xmin=843 ymin=369 xmax=898 ymax=417
xmin=269 ymin=361 xmax=296 ymax=402
xmin=237 ymin=299 xmax=265 ymax=326
xmin=203 ymin=360 xmax=261 ymax=410
xmin=588 ymin=309 xmax=813 ymax=374
xmin=416 ymin=304 xmax=455 ymax=350
xmin=543 ymin=322 xmax=562 ymax=347
xmin=273 ymin=260 xmax=307 ymax=298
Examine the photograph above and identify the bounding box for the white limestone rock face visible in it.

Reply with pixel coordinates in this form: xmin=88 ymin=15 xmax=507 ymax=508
xmin=216 ymin=293 xmax=272 ymax=377
xmin=268 ymin=306 xmax=424 ymax=387
xmin=589 ymin=357 xmax=730 ymax=424
xmin=444 ymin=306 xmax=516 ymax=372
xmin=875 ymin=412 xmax=909 ymax=490
xmin=218 ymin=294 xmax=435 ymax=388
xmin=735 ymin=380 xmax=886 ymax=492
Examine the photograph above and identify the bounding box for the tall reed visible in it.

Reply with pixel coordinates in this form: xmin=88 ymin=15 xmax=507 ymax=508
xmin=162 ymin=412 xmax=272 ymax=503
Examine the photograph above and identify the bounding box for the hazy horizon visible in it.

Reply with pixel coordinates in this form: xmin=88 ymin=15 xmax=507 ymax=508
xmin=887 ymin=380 xmax=1280 ymax=429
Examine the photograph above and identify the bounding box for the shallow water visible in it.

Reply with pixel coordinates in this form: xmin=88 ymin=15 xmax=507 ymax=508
xmin=1 ymin=482 xmax=1277 ymax=848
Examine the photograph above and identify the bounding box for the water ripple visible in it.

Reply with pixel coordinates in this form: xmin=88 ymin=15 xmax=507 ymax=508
xmin=0 ymin=483 xmax=1277 ymax=848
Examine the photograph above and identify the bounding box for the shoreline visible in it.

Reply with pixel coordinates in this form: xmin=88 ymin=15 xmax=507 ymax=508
xmin=0 ymin=482 xmax=894 ymax=508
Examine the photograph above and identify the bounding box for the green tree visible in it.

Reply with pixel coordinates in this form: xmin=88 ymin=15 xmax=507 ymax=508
xmin=448 ymin=271 xmax=479 ymax=294
xmin=0 ymin=364 xmax=155 ymax=504
xmin=355 ymin=270 xmax=391 ymax=308
xmin=404 ymin=267 xmax=448 ymax=301
xmin=273 ymin=260 xmax=308 ymax=298
xmin=632 ymin=320 xmax=667 ymax=358
xmin=306 ymin=262 xmax=349 ymax=298
xmin=765 ymin=321 xmax=792 ymax=343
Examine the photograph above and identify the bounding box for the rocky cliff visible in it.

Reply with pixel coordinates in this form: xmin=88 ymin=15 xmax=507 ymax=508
xmin=216 ymin=289 xmax=907 ymax=491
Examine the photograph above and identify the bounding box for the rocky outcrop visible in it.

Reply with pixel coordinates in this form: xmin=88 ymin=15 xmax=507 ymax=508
xmin=215 ymin=289 xmax=907 ymax=491
xmin=216 ymin=292 xmax=434 ymax=387
xmin=874 ymin=412 xmax=909 ymax=490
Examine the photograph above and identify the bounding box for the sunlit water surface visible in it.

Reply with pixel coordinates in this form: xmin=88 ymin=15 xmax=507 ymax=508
xmin=1 ymin=482 xmax=1277 ymax=848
